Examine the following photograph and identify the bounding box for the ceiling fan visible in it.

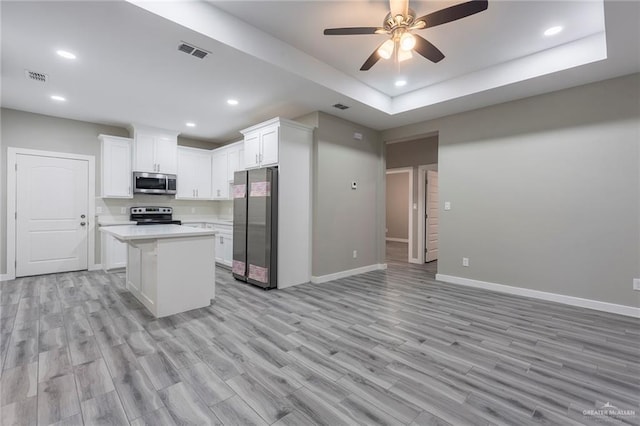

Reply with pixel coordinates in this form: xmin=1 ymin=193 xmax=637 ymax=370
xmin=323 ymin=0 xmax=488 ymax=71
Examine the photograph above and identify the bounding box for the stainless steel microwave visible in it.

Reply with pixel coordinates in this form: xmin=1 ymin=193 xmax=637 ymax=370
xmin=133 ymin=172 xmax=177 ymax=195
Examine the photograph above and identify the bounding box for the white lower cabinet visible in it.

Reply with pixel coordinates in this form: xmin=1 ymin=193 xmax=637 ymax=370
xmin=208 ymin=223 xmax=232 ymax=267
xmin=101 ymin=229 xmax=127 ymax=270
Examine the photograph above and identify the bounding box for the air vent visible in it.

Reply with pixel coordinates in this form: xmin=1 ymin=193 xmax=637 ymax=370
xmin=191 ymin=49 xmax=208 ymax=59
xmin=25 ymin=70 xmax=48 ymax=82
xmin=178 ymin=42 xmax=209 ymax=59
xmin=332 ymin=103 xmax=350 ymax=110
xmin=178 ymin=43 xmax=195 ymax=54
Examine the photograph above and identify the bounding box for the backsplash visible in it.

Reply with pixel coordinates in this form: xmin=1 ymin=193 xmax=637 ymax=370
xmin=96 ymin=195 xmax=233 ymax=220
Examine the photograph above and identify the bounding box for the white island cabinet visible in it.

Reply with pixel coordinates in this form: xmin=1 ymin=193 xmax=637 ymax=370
xmin=100 ymin=225 xmax=216 ymax=318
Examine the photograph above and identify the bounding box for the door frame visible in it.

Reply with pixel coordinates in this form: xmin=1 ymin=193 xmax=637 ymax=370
xmin=417 ymin=164 xmax=438 ymax=263
xmin=6 ymin=148 xmax=96 ymax=280
xmin=385 ymin=167 xmax=413 ymax=263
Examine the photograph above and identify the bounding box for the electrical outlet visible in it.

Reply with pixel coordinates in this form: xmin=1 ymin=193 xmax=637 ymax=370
xmin=633 ymin=278 xmax=640 ymax=291
xmin=353 ymin=250 xmax=358 ymax=259
xmin=120 ymin=207 xmax=127 ymax=214
xmin=462 ymin=257 xmax=469 ymax=267
xmin=444 ymin=201 xmax=451 ymax=211
xmin=96 ymin=207 xmax=103 ymax=214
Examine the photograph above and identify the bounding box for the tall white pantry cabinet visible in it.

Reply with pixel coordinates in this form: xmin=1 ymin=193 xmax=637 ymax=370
xmin=241 ymin=118 xmax=314 ymax=289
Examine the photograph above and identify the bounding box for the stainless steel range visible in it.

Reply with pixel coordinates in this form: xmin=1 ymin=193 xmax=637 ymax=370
xmin=130 ymin=206 xmax=182 ymax=225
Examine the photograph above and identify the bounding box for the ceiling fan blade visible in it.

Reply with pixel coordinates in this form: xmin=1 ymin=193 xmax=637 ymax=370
xmin=360 ymin=43 xmax=384 ymax=71
xmin=323 ymin=27 xmax=380 ymax=35
xmin=416 ymin=0 xmax=488 ymax=29
xmin=413 ymin=35 xmax=445 ymax=63
xmin=389 ymin=0 xmax=409 ymax=18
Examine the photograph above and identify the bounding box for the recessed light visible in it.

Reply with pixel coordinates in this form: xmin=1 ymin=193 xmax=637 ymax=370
xmin=50 ymin=95 xmax=66 ymax=102
xmin=185 ymin=122 xmax=196 ymax=127
xmin=395 ymin=80 xmax=407 ymax=87
xmin=56 ymin=50 xmax=76 ymax=59
xmin=544 ymin=26 xmax=563 ymax=36
xmin=227 ymin=99 xmax=239 ymax=106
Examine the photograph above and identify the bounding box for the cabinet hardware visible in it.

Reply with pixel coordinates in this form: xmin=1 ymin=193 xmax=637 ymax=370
xmin=80 ymin=222 xmax=86 ymax=226
xmin=81 ymin=214 xmax=86 ymax=218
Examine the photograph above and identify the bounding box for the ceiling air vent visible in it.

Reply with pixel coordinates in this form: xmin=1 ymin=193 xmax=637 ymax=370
xmin=178 ymin=42 xmax=209 ymax=59
xmin=25 ymin=70 xmax=48 ymax=82
xmin=332 ymin=103 xmax=350 ymax=110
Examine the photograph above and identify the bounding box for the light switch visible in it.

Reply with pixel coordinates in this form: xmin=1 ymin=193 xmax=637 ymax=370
xmin=351 ymin=181 xmax=357 ymax=190
xmin=413 ymin=203 xmax=417 ymax=210
xmin=444 ymin=201 xmax=451 ymax=211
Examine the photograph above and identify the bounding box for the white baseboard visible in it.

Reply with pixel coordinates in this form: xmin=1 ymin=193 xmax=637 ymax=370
xmin=0 ymin=274 xmax=14 ymax=282
xmin=386 ymin=238 xmax=409 ymax=243
xmin=409 ymin=258 xmax=421 ymax=264
xmin=436 ymin=274 xmax=640 ymax=318
xmin=312 ymin=264 xmax=387 ymax=284
xmin=88 ymin=264 xmax=103 ymax=272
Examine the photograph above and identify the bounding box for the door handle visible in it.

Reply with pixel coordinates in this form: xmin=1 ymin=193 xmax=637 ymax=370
xmin=80 ymin=222 xmax=86 ymax=226
xmin=80 ymin=214 xmax=86 ymax=218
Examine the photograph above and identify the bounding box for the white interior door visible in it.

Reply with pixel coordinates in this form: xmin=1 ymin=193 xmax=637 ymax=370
xmin=425 ymin=170 xmax=439 ymax=262
xmin=16 ymin=154 xmax=89 ymax=277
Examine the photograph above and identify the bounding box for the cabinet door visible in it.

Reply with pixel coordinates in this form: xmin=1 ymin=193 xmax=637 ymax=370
xmin=243 ymin=132 xmax=260 ymax=169
xmin=215 ymin=233 xmax=225 ymax=263
xmin=102 ymin=137 xmax=132 ymax=198
xmin=194 ymin=153 xmax=212 ymax=199
xmin=134 ymin=133 xmax=156 ymax=172
xmin=222 ymin=233 xmax=233 ymax=266
xmin=110 ymin=235 xmax=127 ymax=268
xmin=155 ymin=136 xmax=177 ymax=174
xmin=227 ymin=148 xmax=239 ymax=181
xmin=212 ymin=151 xmax=228 ymax=199
xmin=177 ymin=149 xmax=195 ymax=199
xmin=260 ymin=126 xmax=279 ymax=166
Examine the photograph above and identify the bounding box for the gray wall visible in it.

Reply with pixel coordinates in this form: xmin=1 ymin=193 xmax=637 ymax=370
xmin=382 ymin=73 xmax=640 ymax=307
xmin=0 ymin=108 xmax=221 ymax=274
xmin=313 ymin=112 xmax=385 ymax=277
xmin=385 ymin=172 xmax=409 ymax=240
xmin=386 ymin=136 xmax=438 ymax=169
xmin=386 ymin=136 xmax=439 ymax=257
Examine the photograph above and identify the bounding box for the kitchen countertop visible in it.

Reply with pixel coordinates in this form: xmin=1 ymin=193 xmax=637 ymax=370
xmin=98 ymin=218 xmax=136 ymax=226
xmin=100 ymin=224 xmax=216 ymax=241
xmin=178 ymin=217 xmax=233 ymax=226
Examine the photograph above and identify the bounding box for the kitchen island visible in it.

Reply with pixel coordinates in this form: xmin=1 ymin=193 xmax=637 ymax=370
xmin=100 ymin=224 xmax=216 ymax=318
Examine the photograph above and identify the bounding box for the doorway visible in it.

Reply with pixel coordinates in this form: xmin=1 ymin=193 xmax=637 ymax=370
xmin=7 ymin=148 xmax=95 ymax=279
xmin=385 ymin=168 xmax=413 ymax=263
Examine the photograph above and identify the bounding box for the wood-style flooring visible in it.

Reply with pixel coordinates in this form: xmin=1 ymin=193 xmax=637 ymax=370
xmin=1 ymin=262 xmax=639 ymax=425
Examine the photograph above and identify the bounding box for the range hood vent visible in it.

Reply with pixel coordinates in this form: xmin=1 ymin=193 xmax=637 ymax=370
xmin=25 ymin=70 xmax=48 ymax=82
xmin=178 ymin=42 xmax=209 ymax=59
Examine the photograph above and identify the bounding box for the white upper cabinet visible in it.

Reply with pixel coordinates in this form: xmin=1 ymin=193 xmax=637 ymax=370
xmin=130 ymin=125 xmax=179 ymax=174
xmin=242 ymin=120 xmax=280 ymax=169
xmin=243 ymin=132 xmax=261 ymax=169
xmin=225 ymin=141 xmax=244 ymax=181
xmin=260 ymin=126 xmax=279 ymax=166
xmin=177 ymin=147 xmax=212 ymax=200
xmin=99 ymin=134 xmax=133 ymax=198
xmin=211 ymin=149 xmax=229 ymax=199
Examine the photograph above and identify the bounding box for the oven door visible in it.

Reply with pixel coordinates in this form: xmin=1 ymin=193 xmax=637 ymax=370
xmin=133 ymin=172 xmax=168 ymax=194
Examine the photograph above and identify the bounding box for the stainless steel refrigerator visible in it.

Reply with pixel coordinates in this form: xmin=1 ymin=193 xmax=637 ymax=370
xmin=232 ymin=167 xmax=278 ymax=289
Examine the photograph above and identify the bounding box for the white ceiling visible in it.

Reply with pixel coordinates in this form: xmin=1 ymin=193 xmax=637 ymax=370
xmin=1 ymin=1 xmax=638 ymax=142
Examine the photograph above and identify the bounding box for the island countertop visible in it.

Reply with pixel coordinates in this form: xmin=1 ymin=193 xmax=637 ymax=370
xmin=100 ymin=224 xmax=216 ymax=241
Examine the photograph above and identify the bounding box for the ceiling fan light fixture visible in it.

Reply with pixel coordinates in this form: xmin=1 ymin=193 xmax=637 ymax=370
xmin=377 ymin=39 xmax=395 ymax=60
xmin=398 ymin=49 xmax=413 ymax=62
xmin=399 ymin=32 xmax=416 ymax=51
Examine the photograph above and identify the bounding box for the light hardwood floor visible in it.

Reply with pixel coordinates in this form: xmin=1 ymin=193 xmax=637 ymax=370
xmin=1 ymin=263 xmax=638 ymax=425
